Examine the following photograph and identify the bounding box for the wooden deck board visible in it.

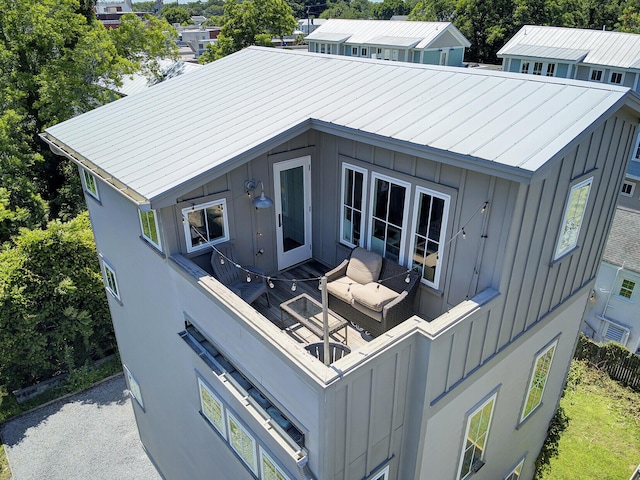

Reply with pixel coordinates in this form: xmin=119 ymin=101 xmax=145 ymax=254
xmin=252 ymin=260 xmax=373 ymax=351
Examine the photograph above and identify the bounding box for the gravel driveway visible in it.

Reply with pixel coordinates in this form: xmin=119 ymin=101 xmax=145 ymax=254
xmin=1 ymin=374 xmax=161 ymax=480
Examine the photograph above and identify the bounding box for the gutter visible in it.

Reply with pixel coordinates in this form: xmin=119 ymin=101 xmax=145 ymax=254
xmin=39 ymin=132 xmax=151 ymax=211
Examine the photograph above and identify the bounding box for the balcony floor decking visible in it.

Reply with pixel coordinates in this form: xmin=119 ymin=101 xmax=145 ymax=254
xmin=252 ymin=260 xmax=374 ymax=352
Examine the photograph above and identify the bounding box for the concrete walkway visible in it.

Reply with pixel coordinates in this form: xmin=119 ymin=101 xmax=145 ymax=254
xmin=1 ymin=374 xmax=161 ymax=480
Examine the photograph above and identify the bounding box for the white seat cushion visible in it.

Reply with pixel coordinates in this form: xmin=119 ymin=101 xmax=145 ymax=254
xmin=346 ymin=248 xmax=382 ymax=285
xmin=351 ymin=282 xmax=398 ymax=312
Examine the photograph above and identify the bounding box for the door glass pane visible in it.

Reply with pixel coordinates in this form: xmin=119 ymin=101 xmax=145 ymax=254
xmin=280 ymin=166 xmax=305 ymax=253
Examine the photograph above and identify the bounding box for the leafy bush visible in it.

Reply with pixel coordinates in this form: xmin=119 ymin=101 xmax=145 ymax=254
xmin=0 ymin=212 xmax=114 ymax=391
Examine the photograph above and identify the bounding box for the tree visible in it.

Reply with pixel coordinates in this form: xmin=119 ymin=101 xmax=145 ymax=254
xmin=199 ymin=0 xmax=296 ymax=62
xmin=0 ymin=212 xmax=113 ymax=391
xmin=617 ymin=5 xmax=640 ymax=33
xmin=371 ymin=0 xmax=410 ymax=20
xmin=409 ymin=0 xmax=456 ymax=21
xmin=320 ymin=0 xmax=371 ymax=19
xmin=162 ymin=5 xmax=193 ymax=25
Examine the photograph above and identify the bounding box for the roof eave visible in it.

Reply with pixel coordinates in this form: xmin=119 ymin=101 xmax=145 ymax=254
xmin=39 ymin=132 xmax=151 ymax=209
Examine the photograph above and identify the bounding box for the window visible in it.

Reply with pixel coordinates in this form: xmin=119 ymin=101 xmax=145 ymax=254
xmin=82 ymin=168 xmax=99 ymax=200
xmin=621 ymin=181 xmax=635 ymax=197
xmin=619 ymin=279 xmax=636 ymax=300
xmin=505 ymin=458 xmax=525 ymax=480
xmin=545 ymin=63 xmax=556 ymax=76
xmin=182 ymin=199 xmax=229 ymax=253
xmin=411 ymin=187 xmax=450 ymax=289
xmin=532 ymin=62 xmax=543 ymax=75
xmin=361 ymin=47 xmax=368 ymax=57
xmin=260 ymin=447 xmax=291 ymax=480
xmin=352 ymin=46 xmax=358 ymax=56
xmin=227 ymin=412 xmax=258 ymax=474
xmin=124 ymin=364 xmax=144 ymax=409
xmin=521 ymin=341 xmax=556 ymax=421
xmin=609 ymin=71 xmax=624 ymax=84
xmin=102 ymin=260 xmax=120 ymax=301
xmin=440 ymin=50 xmax=448 ymax=65
xmin=340 ymin=164 xmax=367 ymax=248
xmin=139 ymin=209 xmax=161 ymax=249
xmin=198 ymin=378 xmax=226 ymax=437
xmin=392 ymin=49 xmax=398 ymax=61
xmin=457 ymin=393 xmax=496 ymax=479
xmin=590 ymin=69 xmax=603 ymax=82
xmin=369 ymin=174 xmax=410 ymax=262
xmin=554 ymin=177 xmax=593 ymax=259
xmin=370 ymin=465 xmax=390 ymax=480
xmin=520 ymin=61 xmax=530 ymax=74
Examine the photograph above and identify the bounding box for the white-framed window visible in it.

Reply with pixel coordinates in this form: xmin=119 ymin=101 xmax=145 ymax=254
xmin=589 ymin=68 xmax=604 ymax=82
xmin=182 ymin=199 xmax=230 ymax=253
xmin=260 ymin=446 xmax=291 ymax=480
xmin=522 ymin=61 xmax=555 ymax=76
xmin=554 ymin=177 xmax=593 ymax=260
xmin=361 ymin=47 xmax=368 ymax=57
xmin=521 ymin=340 xmax=557 ymax=421
xmin=340 ymin=163 xmax=367 ymax=248
xmin=102 ymin=259 xmax=120 ymax=301
xmin=439 ymin=50 xmax=448 ymax=65
xmin=392 ymin=49 xmax=398 ymax=61
xmin=226 ymin=411 xmax=258 ymax=474
xmin=609 ymin=71 xmax=624 ymax=84
xmin=520 ymin=61 xmax=530 ymax=74
xmin=351 ymin=46 xmax=358 ymax=56
xmin=370 ymin=465 xmax=390 ymax=480
xmin=198 ymin=377 xmax=226 ymax=437
xmin=545 ymin=63 xmax=556 ymax=76
xmin=621 ymin=181 xmax=635 ymax=197
xmin=124 ymin=364 xmax=144 ymax=409
xmin=82 ymin=168 xmax=100 ymax=200
xmin=139 ymin=209 xmax=161 ymax=249
xmin=504 ymin=457 xmax=525 ymax=480
xmin=457 ymin=393 xmax=497 ymax=480
xmin=618 ymin=278 xmax=636 ymax=300
xmin=532 ymin=62 xmax=543 ymax=75
xmin=368 ymin=173 xmax=411 ymax=263
xmin=410 ymin=187 xmax=450 ymax=289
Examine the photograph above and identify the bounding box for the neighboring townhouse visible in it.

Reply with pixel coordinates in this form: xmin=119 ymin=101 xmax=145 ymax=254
xmin=498 ymin=25 xmax=640 ymax=89
xmin=298 ymin=18 xmax=327 ymax=35
xmin=305 ymin=19 xmax=470 ymax=66
xmin=42 ymin=48 xmax=639 ymax=480
xmin=583 ymin=207 xmax=640 ymax=354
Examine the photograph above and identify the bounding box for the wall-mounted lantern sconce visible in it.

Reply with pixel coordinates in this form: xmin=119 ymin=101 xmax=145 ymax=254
xmin=245 ymin=180 xmax=274 ymax=209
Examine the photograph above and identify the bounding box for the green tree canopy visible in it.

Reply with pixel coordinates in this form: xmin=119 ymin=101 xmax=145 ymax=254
xmin=371 ymin=0 xmax=410 ymax=20
xmin=199 ymin=0 xmax=296 ymax=62
xmin=162 ymin=5 xmax=193 ymax=25
xmin=0 ymin=212 xmax=113 ymax=391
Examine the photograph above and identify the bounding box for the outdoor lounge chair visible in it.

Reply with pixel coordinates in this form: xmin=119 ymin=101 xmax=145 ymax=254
xmin=210 ymin=242 xmax=270 ymax=307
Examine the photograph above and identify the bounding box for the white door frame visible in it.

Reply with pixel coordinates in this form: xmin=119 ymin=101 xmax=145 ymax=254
xmin=273 ymin=156 xmax=312 ymax=270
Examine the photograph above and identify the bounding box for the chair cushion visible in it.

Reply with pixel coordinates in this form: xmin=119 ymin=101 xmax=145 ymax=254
xmin=346 ymin=248 xmax=382 ymax=285
xmin=327 ymin=276 xmax=358 ymax=304
xmin=351 ymin=282 xmax=398 ymax=312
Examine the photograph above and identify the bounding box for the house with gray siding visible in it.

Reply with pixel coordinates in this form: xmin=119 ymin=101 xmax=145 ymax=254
xmin=42 ymin=48 xmax=639 ymax=480
xmin=583 ymin=207 xmax=640 ymax=354
xmin=306 ymin=19 xmax=470 ymax=66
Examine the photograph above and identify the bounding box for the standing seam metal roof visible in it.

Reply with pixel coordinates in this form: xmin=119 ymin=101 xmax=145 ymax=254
xmin=498 ymin=25 xmax=640 ymax=69
xmin=45 ymin=47 xmax=632 ymax=203
xmin=305 ymin=19 xmax=471 ymax=49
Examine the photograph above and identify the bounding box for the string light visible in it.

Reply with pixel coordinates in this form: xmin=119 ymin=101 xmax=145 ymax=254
xmin=291 ymin=281 xmax=297 ymax=292
xmin=462 ymin=228 xmax=466 ymax=240
xmin=405 ymin=272 xmax=411 ymax=283
xmin=268 ymin=278 xmax=274 ymax=289
xmin=246 ymin=273 xmax=252 ymax=282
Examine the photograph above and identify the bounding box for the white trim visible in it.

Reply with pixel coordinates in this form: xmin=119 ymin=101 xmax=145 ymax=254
xmin=621 ymin=180 xmax=636 ymax=197
xmin=609 ymin=70 xmax=625 ymax=85
xmin=182 ymin=198 xmax=230 ymax=253
xmin=259 ymin=446 xmax=291 ymax=480
xmin=198 ymin=377 xmax=227 ymax=438
xmin=370 ymin=465 xmax=390 ymax=480
xmin=124 ymin=364 xmax=144 ymax=409
xmin=101 ymin=259 xmax=120 ymax=301
xmin=226 ymin=411 xmax=258 ymax=474
xmin=138 ymin=209 xmax=162 ymax=250
xmin=367 ymin=172 xmax=411 ymax=264
xmin=457 ymin=393 xmax=497 ymax=480
xmin=339 ymin=163 xmax=368 ymax=248
xmin=504 ymin=457 xmax=525 ymax=480
xmin=82 ymin=168 xmax=100 ymax=201
xmin=601 ymin=317 xmax=630 ymax=345
xmin=554 ymin=176 xmax=593 ymax=260
xmin=410 ymin=186 xmax=450 ymax=290
xmin=520 ymin=340 xmax=557 ymax=422
xmin=589 ymin=67 xmax=604 ymax=82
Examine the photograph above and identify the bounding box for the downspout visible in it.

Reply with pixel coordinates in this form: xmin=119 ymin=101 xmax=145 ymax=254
xmin=295 ymin=453 xmax=317 ymax=480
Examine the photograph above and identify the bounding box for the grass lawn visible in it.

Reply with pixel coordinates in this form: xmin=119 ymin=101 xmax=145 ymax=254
xmin=540 ymin=360 xmax=640 ymax=479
